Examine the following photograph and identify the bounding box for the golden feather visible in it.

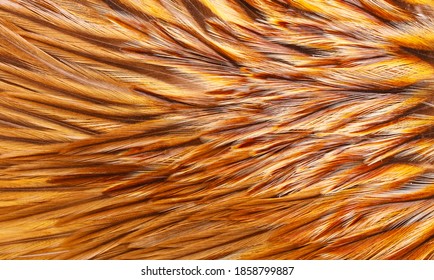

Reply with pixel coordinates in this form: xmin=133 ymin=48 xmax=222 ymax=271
xmin=0 ymin=0 xmax=433 ymax=259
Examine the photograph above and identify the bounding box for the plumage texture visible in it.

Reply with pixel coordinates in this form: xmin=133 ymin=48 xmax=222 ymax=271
xmin=0 ymin=0 xmax=433 ymax=259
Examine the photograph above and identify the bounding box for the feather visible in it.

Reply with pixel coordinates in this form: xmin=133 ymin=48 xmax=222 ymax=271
xmin=0 ymin=0 xmax=433 ymax=260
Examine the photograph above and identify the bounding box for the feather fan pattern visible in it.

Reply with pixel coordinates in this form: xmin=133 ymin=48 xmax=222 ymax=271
xmin=0 ymin=0 xmax=433 ymax=259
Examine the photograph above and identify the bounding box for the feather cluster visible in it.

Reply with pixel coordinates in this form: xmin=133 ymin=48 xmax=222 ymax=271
xmin=0 ymin=0 xmax=433 ymax=259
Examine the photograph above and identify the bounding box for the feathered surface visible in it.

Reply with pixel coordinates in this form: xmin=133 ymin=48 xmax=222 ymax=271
xmin=0 ymin=0 xmax=433 ymax=259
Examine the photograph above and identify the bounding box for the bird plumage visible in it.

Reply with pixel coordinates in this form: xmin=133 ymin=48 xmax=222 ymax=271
xmin=0 ymin=0 xmax=433 ymax=259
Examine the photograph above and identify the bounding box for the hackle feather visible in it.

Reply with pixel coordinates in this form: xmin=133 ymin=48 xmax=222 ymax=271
xmin=0 ymin=0 xmax=433 ymax=259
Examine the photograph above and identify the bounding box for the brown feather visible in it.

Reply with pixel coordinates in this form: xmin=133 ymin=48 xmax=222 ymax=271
xmin=0 ymin=0 xmax=433 ymax=259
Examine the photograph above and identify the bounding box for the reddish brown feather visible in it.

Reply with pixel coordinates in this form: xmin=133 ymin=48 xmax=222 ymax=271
xmin=0 ymin=0 xmax=433 ymax=259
